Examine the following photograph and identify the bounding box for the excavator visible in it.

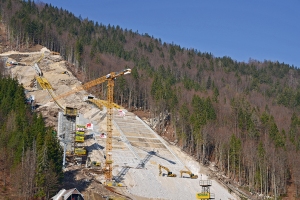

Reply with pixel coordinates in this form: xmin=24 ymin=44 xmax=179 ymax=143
xmin=158 ymin=164 xmax=177 ymax=177
xmin=180 ymin=170 xmax=198 ymax=179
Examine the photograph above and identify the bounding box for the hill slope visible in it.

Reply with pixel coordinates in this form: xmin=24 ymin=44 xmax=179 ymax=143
xmin=1 ymin=45 xmax=239 ymax=199
xmin=1 ymin=0 xmax=300 ymax=198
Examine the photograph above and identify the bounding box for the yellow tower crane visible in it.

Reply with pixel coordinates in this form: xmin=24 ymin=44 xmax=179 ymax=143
xmin=52 ymin=68 xmax=131 ymax=181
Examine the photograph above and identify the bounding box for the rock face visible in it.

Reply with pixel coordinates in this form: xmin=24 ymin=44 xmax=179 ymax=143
xmin=0 ymin=46 xmax=238 ymax=200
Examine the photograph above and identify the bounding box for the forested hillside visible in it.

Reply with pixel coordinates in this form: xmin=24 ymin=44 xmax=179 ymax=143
xmin=0 ymin=62 xmax=63 ymax=198
xmin=1 ymin=0 xmax=300 ymax=198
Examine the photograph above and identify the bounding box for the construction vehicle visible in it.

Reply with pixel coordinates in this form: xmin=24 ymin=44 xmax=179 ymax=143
xmin=86 ymin=157 xmax=101 ymax=168
xmin=75 ymin=125 xmax=85 ymax=142
xmin=91 ymin=161 xmax=101 ymax=167
xmin=36 ymin=77 xmax=79 ymax=118
xmin=196 ymin=192 xmax=210 ymax=199
xmin=180 ymin=170 xmax=198 ymax=179
xmin=75 ymin=135 xmax=84 ymax=143
xmin=61 ymin=71 xmax=70 ymax=76
xmin=158 ymin=164 xmax=177 ymax=177
xmin=76 ymin=131 xmax=85 ymax=136
xmin=51 ymin=68 xmax=131 ymax=181
xmin=74 ymin=147 xmax=87 ymax=156
xmin=32 ymin=53 xmax=44 ymax=76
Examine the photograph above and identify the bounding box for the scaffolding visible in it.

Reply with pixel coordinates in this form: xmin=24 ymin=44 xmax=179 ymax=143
xmin=196 ymin=180 xmax=215 ymax=199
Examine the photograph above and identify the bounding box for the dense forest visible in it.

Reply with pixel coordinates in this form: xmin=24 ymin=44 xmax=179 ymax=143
xmin=0 ymin=61 xmax=63 ymax=198
xmin=1 ymin=0 xmax=300 ymax=198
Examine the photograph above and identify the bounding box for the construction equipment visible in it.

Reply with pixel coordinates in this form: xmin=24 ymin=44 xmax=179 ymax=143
xmin=76 ymin=124 xmax=86 ymax=131
xmin=64 ymin=106 xmax=78 ymax=117
xmin=91 ymin=161 xmax=101 ymax=167
xmin=76 ymin=131 xmax=85 ymax=136
xmin=196 ymin=192 xmax=211 ymax=199
xmin=75 ymin=135 xmax=84 ymax=143
xmin=44 ymin=68 xmax=130 ymax=178
xmin=61 ymin=71 xmax=70 ymax=76
xmin=86 ymin=98 xmax=123 ymax=110
xmin=35 ymin=76 xmax=52 ymax=89
xmin=32 ymin=53 xmax=44 ymax=76
xmin=158 ymin=164 xmax=177 ymax=177
xmin=75 ymin=124 xmax=85 ymax=142
xmin=36 ymin=77 xmax=77 ymax=116
xmin=74 ymin=147 xmax=87 ymax=156
xmin=86 ymin=157 xmax=100 ymax=167
xmin=197 ymin=180 xmax=215 ymax=199
xmin=51 ymin=68 xmax=131 ymax=181
xmin=180 ymin=170 xmax=198 ymax=179
xmin=32 ymin=54 xmax=79 ymax=117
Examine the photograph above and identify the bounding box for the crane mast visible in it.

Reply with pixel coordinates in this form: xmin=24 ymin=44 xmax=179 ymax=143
xmin=105 ymin=76 xmax=114 ymax=180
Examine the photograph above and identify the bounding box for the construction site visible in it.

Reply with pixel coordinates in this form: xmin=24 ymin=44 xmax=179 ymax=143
xmin=0 ymin=46 xmax=238 ymax=200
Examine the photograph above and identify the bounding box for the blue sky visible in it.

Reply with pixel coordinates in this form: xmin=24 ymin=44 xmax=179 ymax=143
xmin=41 ymin=0 xmax=300 ymax=68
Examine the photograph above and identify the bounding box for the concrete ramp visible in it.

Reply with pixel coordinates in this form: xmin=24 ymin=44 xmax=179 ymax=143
xmin=89 ymin=110 xmax=235 ymax=200
xmin=113 ymin=111 xmax=184 ymax=171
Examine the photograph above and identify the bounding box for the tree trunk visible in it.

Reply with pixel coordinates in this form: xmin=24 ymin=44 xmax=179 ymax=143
xmin=228 ymin=148 xmax=230 ymax=177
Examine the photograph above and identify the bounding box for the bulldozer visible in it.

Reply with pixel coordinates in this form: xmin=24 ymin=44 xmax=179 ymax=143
xmin=180 ymin=170 xmax=198 ymax=179
xmin=158 ymin=164 xmax=177 ymax=177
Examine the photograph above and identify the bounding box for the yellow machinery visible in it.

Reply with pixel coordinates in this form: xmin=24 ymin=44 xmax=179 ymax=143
xmin=92 ymin=161 xmax=101 ymax=167
xmin=86 ymin=157 xmax=101 ymax=168
xmin=76 ymin=131 xmax=85 ymax=136
xmin=35 ymin=76 xmax=52 ymax=89
xmin=196 ymin=193 xmax=210 ymax=199
xmin=180 ymin=170 xmax=198 ymax=179
xmin=36 ymin=78 xmax=78 ymax=117
xmin=32 ymin=54 xmax=79 ymax=117
xmin=52 ymin=68 xmax=131 ymax=181
xmin=75 ymin=126 xmax=85 ymax=142
xmin=61 ymin=71 xmax=70 ymax=76
xmin=74 ymin=147 xmax=87 ymax=156
xmin=36 ymin=52 xmax=131 ymax=181
xmin=64 ymin=106 xmax=78 ymax=117
xmin=32 ymin=53 xmax=44 ymax=77
xmin=76 ymin=124 xmax=86 ymax=131
xmin=75 ymin=135 xmax=84 ymax=143
xmin=197 ymin=180 xmax=214 ymax=199
xmin=158 ymin=164 xmax=177 ymax=177
xmin=36 ymin=53 xmax=44 ymax=63
xmin=87 ymin=98 xmax=123 ymax=110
